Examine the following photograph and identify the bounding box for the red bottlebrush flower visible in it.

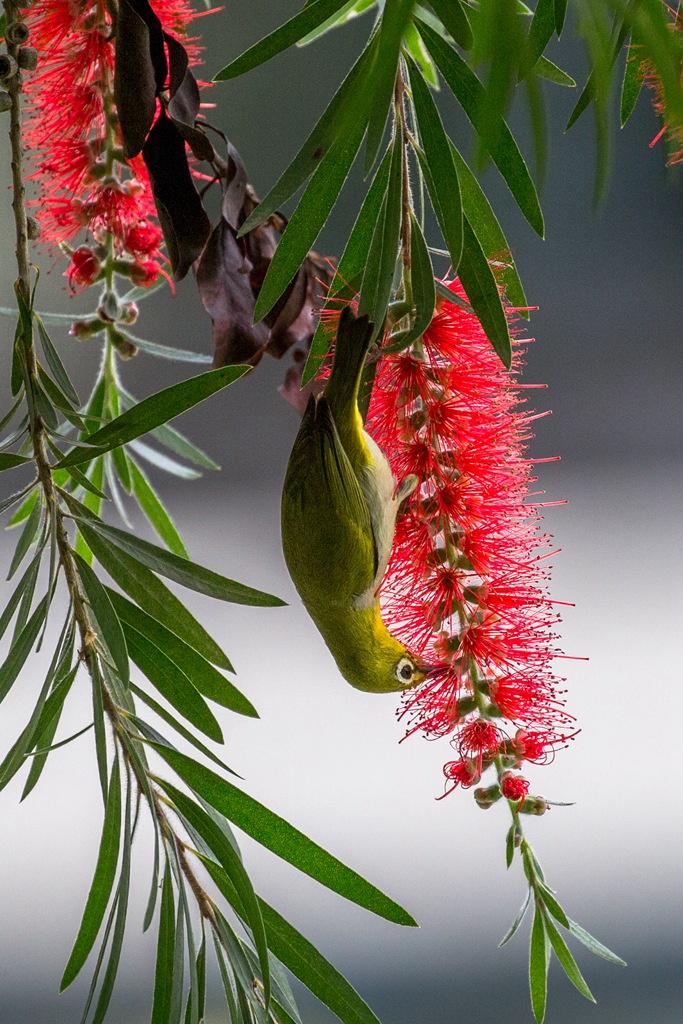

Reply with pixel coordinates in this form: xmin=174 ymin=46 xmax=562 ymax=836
xmin=442 ymin=759 xmax=481 ymax=795
xmin=500 ymin=772 xmax=530 ymax=804
xmin=23 ymin=0 xmax=203 ymax=276
xmin=365 ymin=280 xmax=576 ymax=795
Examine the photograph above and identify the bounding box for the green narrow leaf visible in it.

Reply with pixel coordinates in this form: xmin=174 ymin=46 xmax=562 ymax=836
xmin=128 ymin=439 xmax=202 ymax=480
xmin=35 ymin=315 xmax=80 ymax=405
xmin=21 ymin=662 xmax=79 ymax=800
xmin=529 ymin=905 xmax=549 ymax=1023
xmin=214 ymin=0 xmax=354 ymax=80
xmin=404 ymin=20 xmax=438 ymax=87
xmin=539 ymin=886 xmax=569 ymax=928
xmin=533 ymin=55 xmax=576 ymax=86
xmin=0 ymin=646 xmax=77 ymax=793
xmin=298 ymin=0 xmax=378 ymax=46
xmin=358 ymin=127 xmax=403 ymax=335
xmin=151 ymin=862 xmax=176 ymax=1024
xmin=74 ymin=551 xmax=130 ymax=687
xmin=111 ymin=444 xmax=132 ymax=495
xmin=168 ymin=887 xmax=186 ymax=1024
xmin=240 ymin=40 xmax=378 ymax=237
xmin=37 ymin=365 xmax=86 ymax=430
xmin=0 ymin=595 xmax=48 ymax=705
xmin=206 ymin=861 xmax=383 ymax=1024
xmin=408 ymin=57 xmax=463 ymax=271
xmin=0 ymin=453 xmax=31 ymax=470
xmin=407 ymin=210 xmax=436 ymax=341
xmin=427 ymin=0 xmax=473 ymax=49
xmin=75 ymin=522 xmax=232 ymax=668
xmin=554 ymin=0 xmax=569 ymax=35
xmin=364 ymin=0 xmax=415 ymax=173
xmin=417 ymin=18 xmax=545 ymax=237
xmin=90 ymin=776 xmax=133 ymax=1024
xmin=122 ymin=621 xmax=223 ymax=743
xmin=457 ymin=216 xmax=512 ymax=367
xmin=620 ymin=37 xmax=644 ymax=126
xmin=524 ymin=0 xmax=556 ymax=73
xmin=74 ymin=512 xmax=285 ymax=607
xmin=144 ymin=828 xmax=161 ymax=933
xmin=58 ymin=366 xmax=249 ymax=468
xmin=565 ymin=14 xmax=629 ymax=131
xmin=61 ymin=757 xmax=121 ymax=991
xmin=0 ymin=552 xmax=40 ymax=644
xmin=109 ymin=590 xmax=257 ymax=717
xmin=151 ymin=746 xmax=418 ymax=928
xmin=213 ymin=912 xmax=262 ymax=1017
xmin=302 ymin=144 xmax=393 ymax=387
xmin=74 ymin=458 xmax=105 ymax=565
xmin=159 ymin=780 xmax=271 ymax=1010
xmin=6 ymin=494 xmax=43 ymax=580
xmin=114 ymin=393 xmax=220 ymax=470
xmin=544 ymin=913 xmax=595 ymax=1001
xmin=567 ymin=918 xmax=627 ymax=966
xmin=129 ymin=460 xmax=188 ymax=558
xmin=91 ymin=658 xmax=110 ymax=803
xmin=499 ymin=887 xmax=531 ymax=947
xmin=0 ymin=483 xmax=35 ymax=524
xmin=253 ymin=88 xmax=371 ymax=324
xmin=384 ymin=211 xmax=435 ymax=351
xmin=62 ymin=461 xmax=110 ymax=500
xmin=116 ymin=332 xmax=213 ymax=364
xmin=190 ymin=934 xmax=206 ymax=1024
xmin=128 ymin=701 xmax=240 ymax=778
xmin=505 ymin=823 xmax=517 ymax=868
xmin=212 ymin=935 xmax=240 ymax=1022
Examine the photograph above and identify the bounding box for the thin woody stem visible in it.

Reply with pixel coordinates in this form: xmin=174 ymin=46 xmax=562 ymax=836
xmin=3 ymin=0 xmax=30 ymax=295
xmin=2 ymin=0 xmax=218 ymax=931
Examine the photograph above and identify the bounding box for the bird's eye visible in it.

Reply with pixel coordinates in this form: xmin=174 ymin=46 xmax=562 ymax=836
xmin=395 ymin=657 xmax=416 ymax=684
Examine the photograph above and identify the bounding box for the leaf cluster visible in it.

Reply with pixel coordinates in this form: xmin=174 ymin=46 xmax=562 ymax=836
xmin=1 ymin=264 xmax=419 ymax=1024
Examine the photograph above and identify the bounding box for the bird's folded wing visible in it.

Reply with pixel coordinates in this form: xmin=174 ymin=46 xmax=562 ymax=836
xmin=282 ymin=396 xmax=376 ymax=605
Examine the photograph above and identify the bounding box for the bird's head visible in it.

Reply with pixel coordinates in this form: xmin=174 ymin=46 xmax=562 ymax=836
xmin=329 ymin=608 xmax=433 ymax=693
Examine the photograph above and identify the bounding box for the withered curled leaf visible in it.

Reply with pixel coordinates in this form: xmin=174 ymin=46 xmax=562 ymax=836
xmin=114 ymin=0 xmax=159 ymax=158
xmin=196 ymin=218 xmax=270 ymax=366
xmin=143 ymin=110 xmax=211 ymax=280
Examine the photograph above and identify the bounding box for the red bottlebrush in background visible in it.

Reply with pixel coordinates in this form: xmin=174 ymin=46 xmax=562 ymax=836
xmin=23 ymin=0 xmax=201 ymax=288
xmin=366 ymin=281 xmax=576 ymax=797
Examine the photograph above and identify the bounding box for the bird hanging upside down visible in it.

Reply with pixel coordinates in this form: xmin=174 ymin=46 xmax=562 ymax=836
xmin=281 ymin=306 xmax=429 ymax=693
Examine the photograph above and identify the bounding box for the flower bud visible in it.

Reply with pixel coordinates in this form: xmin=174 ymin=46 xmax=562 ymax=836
xmin=110 ymin=330 xmax=137 ymax=359
xmin=6 ymin=21 xmax=30 ymax=45
xmin=18 ymin=46 xmax=38 ymax=71
xmin=98 ymin=290 xmax=120 ymax=323
xmin=69 ymin=319 xmax=105 ymax=341
xmin=0 ymin=91 xmax=11 ymax=113
xmin=26 ymin=216 xmax=40 ymax=240
xmin=118 ymin=301 xmax=139 ymax=325
xmin=474 ymin=784 xmax=502 ymax=809
xmin=0 ymin=55 xmax=18 ymax=81
xmin=518 ymin=797 xmax=548 ymax=816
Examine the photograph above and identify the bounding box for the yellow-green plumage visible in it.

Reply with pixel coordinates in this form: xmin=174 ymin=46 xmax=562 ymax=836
xmin=281 ymin=307 xmax=425 ymax=693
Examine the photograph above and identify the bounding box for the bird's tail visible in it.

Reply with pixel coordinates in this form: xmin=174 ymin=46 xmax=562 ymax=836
xmin=323 ymin=306 xmax=375 ymax=419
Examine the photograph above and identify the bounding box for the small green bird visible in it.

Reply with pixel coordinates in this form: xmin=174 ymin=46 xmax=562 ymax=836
xmin=281 ymin=306 xmax=427 ymax=693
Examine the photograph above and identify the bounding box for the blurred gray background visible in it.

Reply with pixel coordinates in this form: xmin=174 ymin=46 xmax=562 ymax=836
xmin=0 ymin=3 xmax=681 ymax=1023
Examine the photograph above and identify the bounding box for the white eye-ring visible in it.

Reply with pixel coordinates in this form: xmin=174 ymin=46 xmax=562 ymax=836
xmin=395 ymin=657 xmax=416 ymax=684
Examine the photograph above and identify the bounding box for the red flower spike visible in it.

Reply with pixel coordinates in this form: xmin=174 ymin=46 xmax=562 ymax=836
xmin=23 ymin=0 xmax=202 ymax=277
xmin=365 ymin=279 xmax=576 ymax=794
